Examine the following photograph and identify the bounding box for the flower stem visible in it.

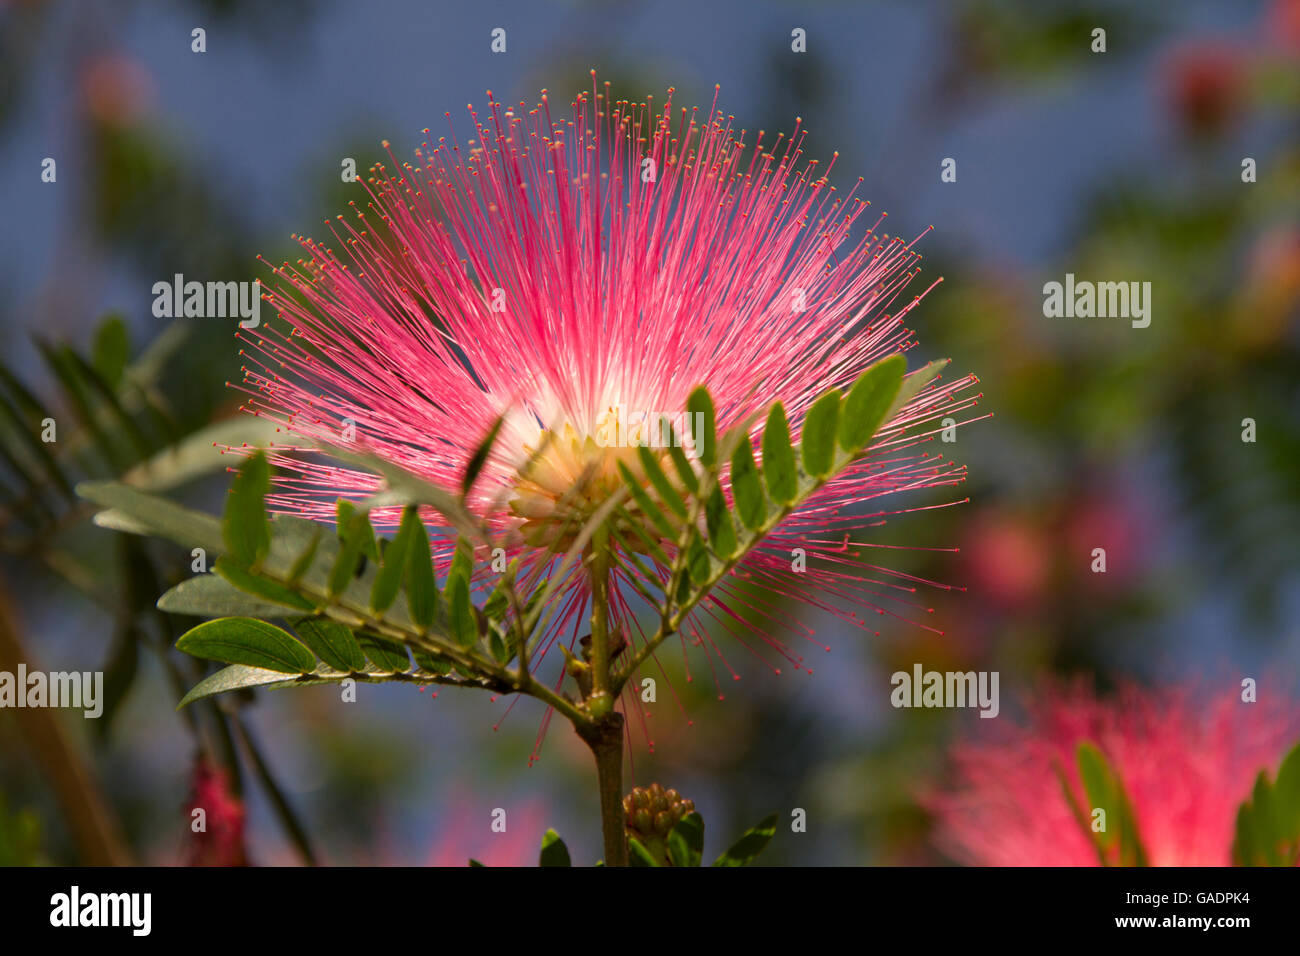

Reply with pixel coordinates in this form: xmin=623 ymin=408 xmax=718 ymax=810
xmin=578 ymin=538 xmax=626 ymax=864
xmin=577 ymin=712 xmax=626 ymax=867
xmin=588 ymin=544 xmax=612 ymax=703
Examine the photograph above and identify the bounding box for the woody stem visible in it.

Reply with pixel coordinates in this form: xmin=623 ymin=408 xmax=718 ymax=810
xmin=577 ymin=712 xmax=627 ymax=867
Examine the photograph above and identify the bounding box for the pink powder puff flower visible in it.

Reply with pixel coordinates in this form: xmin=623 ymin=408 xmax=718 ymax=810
xmin=237 ymin=77 xmax=981 ymax=752
xmin=929 ymin=681 xmax=1300 ymax=866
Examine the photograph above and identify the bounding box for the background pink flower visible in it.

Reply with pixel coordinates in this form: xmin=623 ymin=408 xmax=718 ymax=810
xmin=929 ymin=681 xmax=1300 ymax=866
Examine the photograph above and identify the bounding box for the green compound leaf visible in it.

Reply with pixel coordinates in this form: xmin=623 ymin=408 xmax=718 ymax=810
xmin=176 ymin=617 xmax=316 ymax=674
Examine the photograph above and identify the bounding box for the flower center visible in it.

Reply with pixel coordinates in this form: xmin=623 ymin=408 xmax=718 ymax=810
xmin=506 ymin=401 xmax=697 ymax=552
xmin=507 ymin=418 xmax=639 ymax=551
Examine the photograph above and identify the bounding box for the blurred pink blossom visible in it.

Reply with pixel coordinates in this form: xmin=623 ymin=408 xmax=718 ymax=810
xmin=929 ymin=681 xmax=1299 ymax=865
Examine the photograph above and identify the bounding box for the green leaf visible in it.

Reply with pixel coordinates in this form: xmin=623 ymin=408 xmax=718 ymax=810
xmin=704 ymin=485 xmax=737 ymax=558
xmin=224 ymin=451 xmax=272 ymax=568
xmin=444 ymin=537 xmax=478 ymax=646
xmin=325 ymin=445 xmax=482 ymax=544
xmin=728 ymin=434 xmax=765 ymax=530
xmin=617 ymin=461 xmax=676 ymax=539
xmin=1249 ymin=773 xmax=1281 ymax=866
xmin=884 ymin=357 xmax=948 ymax=424
xmin=1232 ymin=803 xmax=1256 ymax=867
xmin=177 ymin=663 xmax=300 ymax=708
xmin=1273 ymin=743 xmax=1300 ymax=843
xmin=79 ymin=481 xmax=224 ymax=555
xmin=356 ymin=633 xmax=410 ymax=674
xmin=447 ymin=536 xmax=474 ymax=586
xmin=667 ymin=812 xmax=704 ymax=868
xmin=0 ymin=371 xmax=73 ymax=498
xmin=121 ymin=417 xmax=283 ymax=493
xmin=90 ymin=314 xmax=130 ymax=390
xmin=329 ymin=503 xmax=374 ymax=596
xmin=637 ymin=446 xmax=687 ymax=518
xmin=448 ymin=575 xmax=476 ymax=647
xmin=176 ymin=617 xmax=316 ymax=674
xmin=487 ymin=628 xmax=510 ymax=664
xmin=839 ymin=353 xmax=905 ymax=452
xmin=613 ymin=504 xmax=672 ymax=565
xmin=62 ymin=347 xmax=154 ymax=458
xmin=336 ymin=499 xmax=379 ymax=559
xmin=686 ymin=531 xmax=711 ymax=586
xmin=1232 ymin=741 xmax=1300 ymax=866
xmin=158 ymin=573 xmax=305 ymax=619
xmin=286 ymin=525 xmax=322 ymax=585
xmin=761 ymin=403 xmax=796 ymax=505
xmin=371 ymin=508 xmax=417 ymax=614
xmin=627 ymin=837 xmax=660 ymax=867
xmin=1076 ymin=742 xmax=1148 ymax=866
xmin=686 ymin=387 xmax=716 ymax=468
xmin=539 ymin=829 xmax=572 ymax=867
xmin=412 ymin=649 xmax=452 ymax=675
xmin=214 ymin=558 xmax=316 ymax=612
xmin=666 ymin=439 xmax=700 ymax=495
xmin=35 ymin=339 xmax=130 ymax=471
xmin=462 ymin=416 xmax=504 ymax=496
xmin=483 ymin=577 xmax=510 ymax=622
xmin=291 ymin=617 xmax=366 ymax=673
xmin=404 ymin=508 xmax=438 ymax=630
xmin=712 ymin=813 xmax=777 ymax=867
xmin=801 ymin=388 xmax=842 ymax=477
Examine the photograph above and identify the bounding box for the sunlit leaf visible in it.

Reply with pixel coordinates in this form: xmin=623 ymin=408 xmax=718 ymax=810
xmin=839 ymin=353 xmax=905 ymax=452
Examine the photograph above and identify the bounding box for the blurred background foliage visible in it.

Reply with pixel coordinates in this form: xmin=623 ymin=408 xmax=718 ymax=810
xmin=0 ymin=0 xmax=1296 ymax=866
